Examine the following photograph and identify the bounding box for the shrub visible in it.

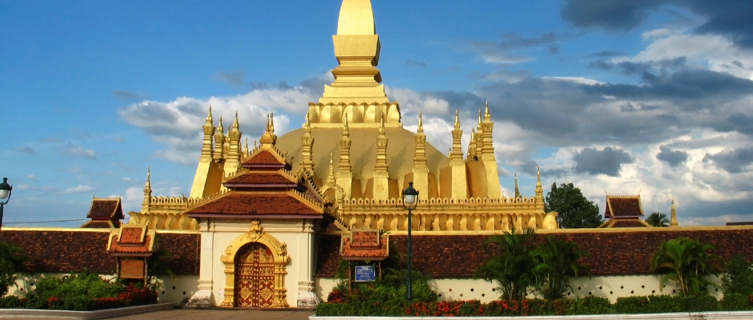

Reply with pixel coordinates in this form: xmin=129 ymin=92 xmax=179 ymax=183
xmin=0 ymin=242 xmax=26 ymax=296
xmin=721 ymin=293 xmax=752 ymax=311
xmin=0 ymin=295 xmax=25 ymax=308
xmin=682 ymin=294 xmax=718 ymax=312
xmin=531 ymin=236 xmax=587 ymax=300
xmin=722 ymin=255 xmax=753 ymax=296
xmin=566 ymin=296 xmax=612 ymax=315
xmin=477 ymin=230 xmax=536 ymax=300
xmin=651 ymin=237 xmax=720 ymax=296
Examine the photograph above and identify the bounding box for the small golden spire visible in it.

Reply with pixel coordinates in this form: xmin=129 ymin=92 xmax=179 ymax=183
xmin=670 ymin=199 xmax=678 ymax=227
xmin=242 ymin=136 xmax=249 ymax=156
xmin=535 ymin=166 xmax=544 ymax=205
xmin=232 ymin=111 xmax=239 ymax=129
xmin=206 ymin=105 xmax=213 ymax=122
xmin=454 ymin=109 xmax=460 ymax=129
xmin=379 ymin=117 xmax=385 ymax=134
xmin=259 ymin=113 xmax=277 ymax=145
xmin=417 ymin=112 xmax=424 ymax=133
xmin=144 ymin=167 xmax=152 ymax=194
xmin=484 ymin=99 xmax=491 ymax=122
xmin=514 ymin=172 xmax=520 ymax=198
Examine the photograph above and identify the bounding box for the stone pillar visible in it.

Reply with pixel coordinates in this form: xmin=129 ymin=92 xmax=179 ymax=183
xmin=186 ymin=220 xmax=215 ymax=308
xmin=297 ymin=221 xmax=320 ymax=308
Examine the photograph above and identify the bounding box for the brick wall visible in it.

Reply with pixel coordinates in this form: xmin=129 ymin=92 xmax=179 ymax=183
xmin=315 ymin=228 xmax=753 ymax=278
xmin=0 ymin=229 xmax=200 ymax=275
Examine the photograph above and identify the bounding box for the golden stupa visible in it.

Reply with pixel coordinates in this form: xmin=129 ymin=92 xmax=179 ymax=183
xmin=130 ymin=0 xmax=557 ymax=233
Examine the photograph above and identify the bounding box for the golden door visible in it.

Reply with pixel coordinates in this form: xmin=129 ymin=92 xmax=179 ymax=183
xmin=234 ymin=243 xmax=275 ymax=308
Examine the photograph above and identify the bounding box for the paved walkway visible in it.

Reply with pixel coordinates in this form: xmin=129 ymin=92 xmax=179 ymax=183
xmin=109 ymin=308 xmax=313 ymax=320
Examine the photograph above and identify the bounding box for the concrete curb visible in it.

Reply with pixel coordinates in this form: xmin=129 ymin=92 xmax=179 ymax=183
xmin=310 ymin=311 xmax=753 ymax=320
xmin=0 ymin=302 xmax=175 ymax=319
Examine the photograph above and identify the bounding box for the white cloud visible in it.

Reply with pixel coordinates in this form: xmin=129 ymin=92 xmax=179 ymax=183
xmin=65 ymin=144 xmax=96 ymax=159
xmin=63 ymin=185 xmax=94 ymax=194
xmin=387 ymin=87 xmax=451 ymax=116
xmin=618 ymin=29 xmax=753 ymax=80
xmin=120 ymin=88 xmax=300 ymax=165
xmin=123 ymin=186 xmax=142 ymax=213
xmin=541 ymin=76 xmax=604 ymax=86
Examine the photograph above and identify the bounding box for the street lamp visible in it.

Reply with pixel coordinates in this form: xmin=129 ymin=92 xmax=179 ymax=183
xmin=401 ymin=182 xmax=418 ymax=301
xmin=0 ymin=177 xmax=12 ymax=232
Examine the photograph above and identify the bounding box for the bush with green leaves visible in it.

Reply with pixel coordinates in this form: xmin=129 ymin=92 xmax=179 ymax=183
xmin=477 ymin=230 xmax=536 ymax=300
xmin=25 ymin=271 xmax=123 ymax=310
xmin=651 ymin=237 xmax=720 ymax=297
xmin=722 ymin=254 xmax=753 ymax=296
xmin=0 ymin=242 xmax=26 ymax=296
xmin=531 ymin=236 xmax=587 ymax=300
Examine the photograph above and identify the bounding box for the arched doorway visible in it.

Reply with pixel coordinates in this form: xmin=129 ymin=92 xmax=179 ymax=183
xmin=234 ymin=243 xmax=275 ymax=308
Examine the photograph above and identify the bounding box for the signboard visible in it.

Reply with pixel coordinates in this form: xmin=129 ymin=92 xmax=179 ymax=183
xmin=354 ymin=265 xmax=376 ymax=282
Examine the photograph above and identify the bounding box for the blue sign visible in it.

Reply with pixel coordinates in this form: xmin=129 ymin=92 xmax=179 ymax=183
xmin=354 ymin=265 xmax=376 ymax=282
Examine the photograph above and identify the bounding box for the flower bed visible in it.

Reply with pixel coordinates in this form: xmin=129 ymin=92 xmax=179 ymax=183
xmin=316 ymin=294 xmax=753 ymax=316
xmin=0 ymin=272 xmax=158 ymax=311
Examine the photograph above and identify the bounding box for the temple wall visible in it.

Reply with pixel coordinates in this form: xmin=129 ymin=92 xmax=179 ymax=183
xmin=315 ymin=275 xmax=722 ymax=304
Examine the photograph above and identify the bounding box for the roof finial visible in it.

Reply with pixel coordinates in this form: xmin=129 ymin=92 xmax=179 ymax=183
xmin=417 ymin=112 xmax=424 ymax=133
xmin=484 ymin=99 xmax=491 ymax=121
xmin=232 ymin=111 xmax=239 ymax=129
xmin=514 ymin=172 xmax=520 ymax=198
xmin=454 ymin=109 xmax=460 ymax=129
xmin=259 ymin=113 xmax=277 ymax=145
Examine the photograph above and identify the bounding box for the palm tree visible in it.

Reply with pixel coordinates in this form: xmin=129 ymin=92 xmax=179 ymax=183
xmin=650 ymin=237 xmax=720 ymax=296
xmin=530 ymin=236 xmax=587 ymax=300
xmin=646 ymin=212 xmax=670 ymax=227
xmin=477 ymin=230 xmax=536 ymax=300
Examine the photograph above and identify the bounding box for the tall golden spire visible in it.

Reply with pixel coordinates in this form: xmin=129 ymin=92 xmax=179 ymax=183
xmin=535 ymin=167 xmax=544 ymax=206
xmin=414 ymin=112 xmax=426 ymax=164
xmin=301 ymin=112 xmax=315 ymax=172
xmin=224 ymin=112 xmax=242 ymax=177
xmin=142 ymin=167 xmax=152 ymax=214
xmin=375 ymin=118 xmax=388 ymax=172
xmin=259 ymin=113 xmax=277 ymax=146
xmin=514 ymin=172 xmax=520 ymax=198
xmin=201 ymin=106 xmax=215 ymax=158
xmin=338 ymin=117 xmax=352 ymax=171
xmin=242 ymin=137 xmax=249 ymax=157
xmin=450 ymin=110 xmax=463 ymax=161
xmin=475 ymin=110 xmax=484 ymax=156
xmin=670 ymin=199 xmax=678 ymax=227
xmin=373 ymin=118 xmax=389 ymax=200
xmin=213 ymin=116 xmax=225 ymax=160
xmin=467 ymin=128 xmax=477 ymax=160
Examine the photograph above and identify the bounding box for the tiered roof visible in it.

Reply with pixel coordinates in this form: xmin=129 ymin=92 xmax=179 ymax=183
xmin=106 ymin=224 xmax=155 ymax=257
xmin=82 ymin=198 xmax=124 ymax=228
xmin=601 ymin=195 xmax=650 ymax=228
xmin=185 ymin=135 xmax=323 ymax=220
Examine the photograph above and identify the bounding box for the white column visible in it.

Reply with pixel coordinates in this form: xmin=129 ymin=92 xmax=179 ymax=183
xmin=296 ymin=220 xmax=320 ymax=308
xmin=186 ymin=219 xmax=215 ymax=308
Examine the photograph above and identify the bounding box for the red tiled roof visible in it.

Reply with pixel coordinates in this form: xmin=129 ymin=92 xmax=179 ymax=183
xmin=223 ymin=171 xmax=296 ymax=189
xmin=108 ymin=234 xmax=154 ymax=256
xmin=242 ymin=150 xmax=286 ymax=169
xmin=605 ymin=196 xmax=643 ymax=218
xmin=107 ymin=225 xmax=155 ymax=257
xmin=87 ymin=198 xmax=124 ymax=220
xmin=340 ymin=231 xmax=389 ymax=261
xmin=119 ymin=227 xmax=145 ymax=244
xmin=185 ymin=191 xmax=323 ymax=218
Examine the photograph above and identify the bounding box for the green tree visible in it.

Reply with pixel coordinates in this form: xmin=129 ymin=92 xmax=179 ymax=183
xmin=0 ymin=242 xmax=26 ymax=296
xmin=477 ymin=229 xmax=536 ymax=300
xmin=530 ymin=236 xmax=587 ymax=300
xmin=722 ymin=254 xmax=753 ymax=295
xmin=646 ymin=212 xmax=670 ymax=227
xmin=545 ymin=182 xmax=602 ymax=228
xmin=650 ymin=237 xmax=720 ymax=297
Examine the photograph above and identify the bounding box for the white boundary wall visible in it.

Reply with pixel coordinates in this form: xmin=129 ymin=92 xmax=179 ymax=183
xmin=315 ymin=275 xmax=723 ymax=303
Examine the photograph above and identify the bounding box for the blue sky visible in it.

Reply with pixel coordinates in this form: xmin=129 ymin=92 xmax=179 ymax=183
xmin=3 ymin=0 xmax=753 ymax=227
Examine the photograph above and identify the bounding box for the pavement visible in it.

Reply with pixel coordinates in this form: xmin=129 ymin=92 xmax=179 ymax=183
xmin=108 ymin=308 xmax=313 ymax=320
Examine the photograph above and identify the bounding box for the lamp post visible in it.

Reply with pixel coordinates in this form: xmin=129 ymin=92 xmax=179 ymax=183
xmin=401 ymin=182 xmax=418 ymax=301
xmin=0 ymin=177 xmax=12 ymax=232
